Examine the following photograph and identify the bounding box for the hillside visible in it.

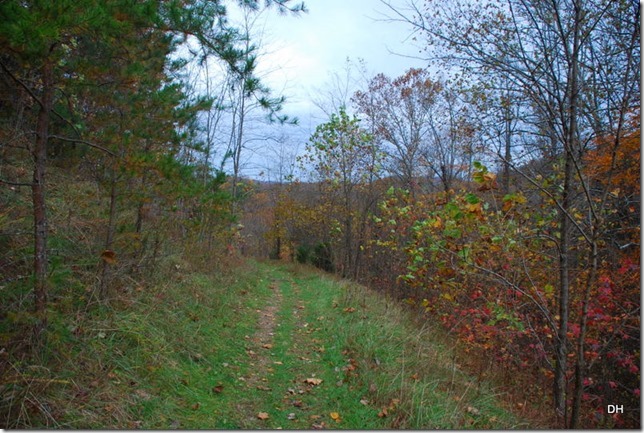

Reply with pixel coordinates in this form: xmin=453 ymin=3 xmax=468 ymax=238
xmin=1 ymin=259 xmax=535 ymax=429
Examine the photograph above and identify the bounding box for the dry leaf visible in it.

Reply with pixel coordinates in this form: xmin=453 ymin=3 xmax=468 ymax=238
xmin=287 ymin=413 xmax=296 ymax=420
xmin=330 ymin=412 xmax=341 ymax=422
xmin=378 ymin=408 xmax=388 ymax=418
xmin=466 ymin=406 xmax=480 ymax=416
xmin=212 ymin=385 xmax=224 ymax=394
xmin=101 ymin=250 xmax=117 ymax=264
xmin=343 ymin=307 xmax=356 ymax=313
xmin=262 ymin=343 xmax=273 ymax=349
xmin=360 ymin=398 xmax=369 ymax=405
xmin=304 ymin=378 xmax=323 ymax=385
xmin=257 ymin=412 xmax=270 ymax=420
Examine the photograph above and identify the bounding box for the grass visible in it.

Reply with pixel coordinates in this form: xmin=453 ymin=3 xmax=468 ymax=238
xmin=1 ymin=258 xmax=531 ymax=429
xmin=275 ymin=263 xmax=529 ymax=429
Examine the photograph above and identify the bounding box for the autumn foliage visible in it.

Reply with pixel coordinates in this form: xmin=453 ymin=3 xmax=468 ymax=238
xmin=248 ymin=114 xmax=640 ymax=427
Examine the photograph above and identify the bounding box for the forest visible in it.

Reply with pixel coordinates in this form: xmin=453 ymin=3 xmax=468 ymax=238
xmin=0 ymin=0 xmax=640 ymax=429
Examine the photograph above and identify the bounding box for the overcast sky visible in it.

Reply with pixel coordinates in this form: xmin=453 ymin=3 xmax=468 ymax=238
xmin=225 ymin=0 xmax=427 ymax=178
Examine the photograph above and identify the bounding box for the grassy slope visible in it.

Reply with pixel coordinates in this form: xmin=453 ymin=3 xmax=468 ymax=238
xmin=3 ymin=259 xmax=532 ymax=429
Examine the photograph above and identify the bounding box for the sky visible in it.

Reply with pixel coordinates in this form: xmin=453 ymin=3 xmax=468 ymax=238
xmin=249 ymin=0 xmax=425 ymax=118
xmin=225 ymin=0 xmax=428 ymax=179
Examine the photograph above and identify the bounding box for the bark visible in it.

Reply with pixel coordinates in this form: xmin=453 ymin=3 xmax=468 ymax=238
xmin=553 ymin=153 xmax=572 ymax=424
xmin=553 ymin=1 xmax=583 ymax=426
xmin=99 ymin=166 xmax=118 ymax=301
xmin=570 ymin=238 xmax=598 ymax=428
xmin=32 ymin=60 xmax=53 ymax=336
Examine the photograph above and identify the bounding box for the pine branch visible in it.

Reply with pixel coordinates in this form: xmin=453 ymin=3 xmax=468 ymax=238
xmin=49 ymin=135 xmax=117 ymax=157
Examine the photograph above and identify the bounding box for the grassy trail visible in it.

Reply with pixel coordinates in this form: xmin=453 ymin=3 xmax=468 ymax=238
xmin=7 ymin=260 xmax=530 ymax=429
xmin=202 ymin=262 xmax=526 ymax=429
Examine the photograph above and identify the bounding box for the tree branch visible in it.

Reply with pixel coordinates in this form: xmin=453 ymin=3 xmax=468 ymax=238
xmin=0 ymin=178 xmax=33 ymax=187
xmin=49 ymin=135 xmax=117 ymax=157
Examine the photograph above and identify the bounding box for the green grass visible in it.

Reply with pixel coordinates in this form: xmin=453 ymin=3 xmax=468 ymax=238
xmin=1 ymin=259 xmax=530 ymax=429
xmin=271 ymin=263 xmax=528 ymax=429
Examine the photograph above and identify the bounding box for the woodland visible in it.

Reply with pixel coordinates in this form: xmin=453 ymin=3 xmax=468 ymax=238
xmin=0 ymin=0 xmax=640 ymax=429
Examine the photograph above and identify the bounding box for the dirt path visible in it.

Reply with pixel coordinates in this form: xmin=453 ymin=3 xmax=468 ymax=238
xmin=235 ymin=279 xmax=283 ymax=424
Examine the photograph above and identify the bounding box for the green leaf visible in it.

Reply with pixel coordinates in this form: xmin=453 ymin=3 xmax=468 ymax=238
xmin=464 ymin=193 xmax=480 ymax=205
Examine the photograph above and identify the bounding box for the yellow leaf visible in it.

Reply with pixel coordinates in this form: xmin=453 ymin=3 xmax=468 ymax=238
xmin=330 ymin=412 xmax=341 ymax=422
xmin=432 ymin=217 xmax=442 ymax=228
xmin=465 ymin=202 xmax=482 ymax=214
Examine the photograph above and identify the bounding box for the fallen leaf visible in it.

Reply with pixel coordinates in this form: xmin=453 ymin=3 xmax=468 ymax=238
xmin=129 ymin=420 xmax=143 ymax=429
xmin=256 ymin=385 xmax=271 ymax=391
xmin=257 ymin=412 xmax=270 ymax=420
xmin=191 ymin=403 xmax=200 ymax=410
xmin=212 ymin=385 xmax=224 ymax=394
xmin=466 ymin=406 xmax=480 ymax=416
xmin=292 ymin=400 xmax=303 ymax=407
xmin=101 ymin=250 xmax=117 ymax=264
xmin=304 ymin=378 xmax=323 ymax=385
xmin=262 ymin=343 xmax=273 ymax=349
xmin=378 ymin=408 xmax=388 ymax=418
xmin=288 ymin=413 xmax=296 ymax=420
xmin=134 ymin=389 xmax=152 ymax=400
xmin=360 ymin=398 xmax=369 ymax=405
xmin=330 ymin=412 xmax=341 ymax=422
xmin=312 ymin=422 xmax=326 ymax=429
xmin=343 ymin=307 xmax=356 ymax=313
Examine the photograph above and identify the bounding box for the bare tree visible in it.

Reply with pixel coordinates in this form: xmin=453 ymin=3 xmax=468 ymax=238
xmin=381 ymin=0 xmax=640 ymax=427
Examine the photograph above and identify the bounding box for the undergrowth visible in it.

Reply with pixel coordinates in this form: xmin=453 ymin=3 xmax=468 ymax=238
xmin=1 ymin=257 xmax=538 ymax=429
xmin=0 ymin=254 xmax=257 ymax=429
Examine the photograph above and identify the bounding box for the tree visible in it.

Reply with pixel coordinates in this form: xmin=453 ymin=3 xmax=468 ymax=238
xmin=381 ymin=0 xmax=640 ymax=426
xmin=353 ymin=68 xmax=475 ymax=196
xmin=301 ymin=108 xmax=382 ymax=278
xmin=0 ymin=0 xmax=306 ymax=337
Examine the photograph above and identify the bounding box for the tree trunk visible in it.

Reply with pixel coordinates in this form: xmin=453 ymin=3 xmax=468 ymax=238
xmin=570 ymin=239 xmax=598 ymax=428
xmin=554 ymin=3 xmax=582 ymax=426
xmin=553 ymin=153 xmax=572 ymax=425
xmin=99 ymin=166 xmax=118 ymax=301
xmin=32 ymin=60 xmax=53 ymax=337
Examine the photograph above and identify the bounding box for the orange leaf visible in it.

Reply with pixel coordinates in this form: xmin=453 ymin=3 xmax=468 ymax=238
xmin=101 ymin=250 xmax=117 ymax=264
